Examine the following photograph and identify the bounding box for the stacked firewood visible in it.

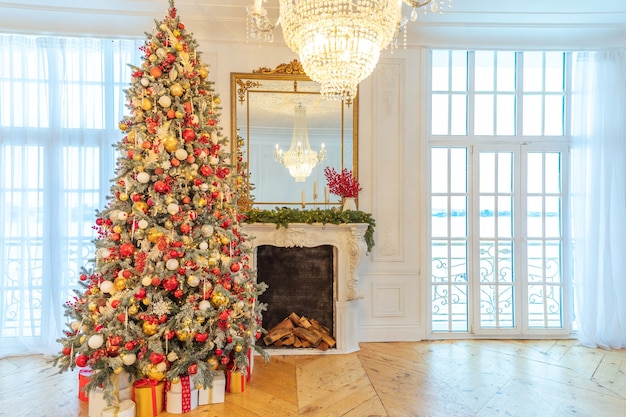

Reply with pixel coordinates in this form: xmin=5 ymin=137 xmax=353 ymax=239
xmin=263 ymin=312 xmax=336 ymax=351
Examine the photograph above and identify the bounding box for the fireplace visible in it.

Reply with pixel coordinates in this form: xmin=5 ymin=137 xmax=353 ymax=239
xmin=242 ymin=223 xmax=369 ymax=354
xmin=257 ymin=244 xmax=335 ymax=346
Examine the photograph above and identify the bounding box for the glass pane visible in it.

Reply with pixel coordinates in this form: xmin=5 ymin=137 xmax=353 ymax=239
xmin=545 ymin=196 xmax=561 ymax=237
xmin=545 ymin=52 xmax=564 ymax=92
xmin=498 ymin=241 xmax=514 ymax=283
xmin=527 ymin=153 xmax=543 ymax=193
xmin=474 ymin=94 xmax=494 ymax=135
xmin=431 ymin=196 xmax=448 ymax=237
xmin=479 ymin=153 xmax=495 ymax=193
xmin=451 ymin=50 xmax=468 ymax=91
xmin=523 ymin=51 xmax=543 ymax=92
xmin=431 ymin=50 xmax=449 ymax=91
xmin=496 ymin=94 xmax=515 ymax=135
xmin=545 ymin=241 xmax=562 ymax=283
xmin=527 ymin=196 xmax=543 ymax=238
xmin=480 ymin=195 xmax=495 ymax=237
xmin=431 ymin=147 xmax=449 ymax=193
xmin=480 ymin=284 xmax=497 ymax=326
xmin=431 ymin=240 xmax=450 ymax=283
xmin=475 ymin=51 xmax=494 ymax=91
xmin=496 ymin=51 xmax=516 ymax=92
xmin=523 ymin=95 xmax=542 ymax=136
xmin=497 ymin=152 xmax=513 ymax=193
xmin=544 ymin=153 xmax=561 ymax=194
xmin=451 ymin=241 xmax=468 ymax=282
xmin=527 ymin=240 xmax=544 ymax=283
xmin=498 ymin=196 xmax=512 ymax=238
xmin=544 ymin=95 xmax=564 ymax=136
xmin=450 ymin=94 xmax=467 ymax=135
xmin=450 ymin=147 xmax=467 ymax=193
xmin=498 ymin=285 xmax=514 ymax=327
xmin=450 ymin=196 xmax=467 ymax=237
xmin=450 ymin=285 xmax=468 ymax=331
xmin=431 ymin=94 xmax=449 ymax=135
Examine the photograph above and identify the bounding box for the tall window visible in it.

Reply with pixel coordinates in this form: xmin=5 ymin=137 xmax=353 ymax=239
xmin=0 ymin=35 xmax=141 ymax=356
xmin=428 ymin=50 xmax=572 ymax=336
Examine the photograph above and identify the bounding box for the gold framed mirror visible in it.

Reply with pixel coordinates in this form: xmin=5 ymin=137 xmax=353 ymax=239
xmin=230 ymin=60 xmax=358 ymax=210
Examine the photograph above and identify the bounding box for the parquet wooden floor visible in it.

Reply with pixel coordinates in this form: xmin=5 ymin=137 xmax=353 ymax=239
xmin=1 ymin=340 xmax=625 ymax=417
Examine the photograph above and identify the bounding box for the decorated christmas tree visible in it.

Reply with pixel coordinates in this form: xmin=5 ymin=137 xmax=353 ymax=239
xmin=51 ymin=0 xmax=267 ymax=403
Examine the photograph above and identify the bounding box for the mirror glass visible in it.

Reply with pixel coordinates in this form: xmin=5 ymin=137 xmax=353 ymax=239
xmin=231 ymin=60 xmax=357 ymax=210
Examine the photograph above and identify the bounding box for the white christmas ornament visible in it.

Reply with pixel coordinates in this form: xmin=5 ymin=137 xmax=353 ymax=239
xmin=198 ymin=241 xmax=208 ymax=250
xmin=167 ymin=203 xmax=179 ymax=215
xmin=100 ymin=281 xmax=114 ymax=294
xmin=166 ymin=258 xmax=180 ymax=271
xmin=87 ymin=334 xmax=104 ymax=349
xmin=136 ymin=172 xmax=151 ymax=183
xmin=201 ymin=225 xmax=214 ymax=237
xmin=142 ymin=276 xmax=152 ymax=286
xmin=158 ymin=95 xmax=172 ymax=108
xmin=187 ymin=275 xmax=200 ymax=287
xmin=140 ymin=77 xmax=150 ymax=87
xmin=138 ymin=219 xmax=149 ymax=229
xmin=117 ymin=211 xmax=128 ymax=221
xmin=174 ymin=149 xmax=188 ymax=160
xmin=122 ymin=353 xmax=137 ymax=366
xmin=198 ymin=300 xmax=211 ymax=312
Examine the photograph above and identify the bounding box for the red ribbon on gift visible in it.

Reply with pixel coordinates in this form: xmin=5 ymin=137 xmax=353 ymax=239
xmin=133 ymin=378 xmax=160 ymax=417
xmin=180 ymin=375 xmax=192 ymax=412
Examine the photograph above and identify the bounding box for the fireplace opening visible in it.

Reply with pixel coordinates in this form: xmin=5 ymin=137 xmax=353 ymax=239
xmin=256 ymin=244 xmax=334 ymax=348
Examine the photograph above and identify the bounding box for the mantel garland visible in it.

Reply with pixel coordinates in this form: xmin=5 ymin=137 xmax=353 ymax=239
xmin=244 ymin=208 xmax=375 ymax=253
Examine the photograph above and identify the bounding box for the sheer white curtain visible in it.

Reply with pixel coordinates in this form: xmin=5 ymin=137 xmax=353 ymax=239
xmin=0 ymin=34 xmax=140 ymax=357
xmin=572 ymin=50 xmax=626 ymax=349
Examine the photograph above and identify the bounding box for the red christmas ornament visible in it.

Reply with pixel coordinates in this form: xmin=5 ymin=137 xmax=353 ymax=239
xmin=194 ymin=333 xmax=208 ymax=342
xmin=199 ymin=165 xmax=213 ymax=177
xmin=75 ymin=354 xmax=88 ymax=367
xmin=154 ymin=180 xmax=170 ymax=193
xmin=120 ymin=243 xmax=135 ymax=256
xmin=180 ymin=223 xmax=191 ymax=234
xmin=62 ymin=347 xmax=72 ymax=355
xmin=150 ymin=352 xmax=165 ymax=364
xmin=188 ymin=363 xmax=198 ymax=374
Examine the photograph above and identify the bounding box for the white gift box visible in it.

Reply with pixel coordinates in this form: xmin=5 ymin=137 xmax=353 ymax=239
xmin=88 ymin=386 xmax=132 ymax=417
xmin=165 ymin=375 xmax=199 ymax=414
xmin=198 ymin=373 xmax=225 ymax=405
xmin=101 ymin=399 xmax=135 ymax=417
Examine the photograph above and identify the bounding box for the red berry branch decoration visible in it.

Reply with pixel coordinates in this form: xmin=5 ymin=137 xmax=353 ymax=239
xmin=324 ymin=166 xmax=362 ymax=198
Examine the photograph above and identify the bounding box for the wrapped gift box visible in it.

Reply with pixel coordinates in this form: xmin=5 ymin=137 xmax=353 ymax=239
xmin=198 ymin=372 xmax=225 ymax=405
xmin=88 ymin=384 xmax=131 ymax=417
xmin=78 ymin=368 xmax=93 ymax=402
xmin=165 ymin=375 xmax=199 ymax=414
xmin=225 ymin=370 xmax=246 ymax=393
xmin=101 ymin=399 xmax=136 ymax=417
xmin=133 ymin=380 xmax=165 ymax=417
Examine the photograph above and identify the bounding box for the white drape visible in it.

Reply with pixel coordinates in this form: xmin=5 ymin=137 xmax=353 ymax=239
xmin=572 ymin=50 xmax=626 ymax=349
xmin=0 ymin=34 xmax=140 ymax=357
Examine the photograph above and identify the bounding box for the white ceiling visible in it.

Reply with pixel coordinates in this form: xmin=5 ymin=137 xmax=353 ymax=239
xmin=0 ymin=0 xmax=625 ymax=48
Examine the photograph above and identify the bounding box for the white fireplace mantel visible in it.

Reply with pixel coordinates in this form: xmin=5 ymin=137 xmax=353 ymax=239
xmin=242 ymin=223 xmax=369 ymax=354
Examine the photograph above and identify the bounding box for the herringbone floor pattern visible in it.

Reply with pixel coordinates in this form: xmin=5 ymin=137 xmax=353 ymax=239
xmin=1 ymin=340 xmax=625 ymax=417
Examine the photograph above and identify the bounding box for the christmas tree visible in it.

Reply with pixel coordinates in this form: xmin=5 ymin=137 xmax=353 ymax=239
xmin=51 ymin=0 xmax=268 ymax=402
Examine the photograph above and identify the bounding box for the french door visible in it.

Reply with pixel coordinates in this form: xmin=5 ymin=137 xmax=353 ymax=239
xmin=430 ymin=143 xmax=571 ymax=336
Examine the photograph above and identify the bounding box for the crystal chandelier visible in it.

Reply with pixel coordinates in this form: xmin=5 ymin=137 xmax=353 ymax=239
xmin=247 ymin=0 xmax=451 ymax=101
xmin=274 ymin=104 xmax=326 ymax=182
